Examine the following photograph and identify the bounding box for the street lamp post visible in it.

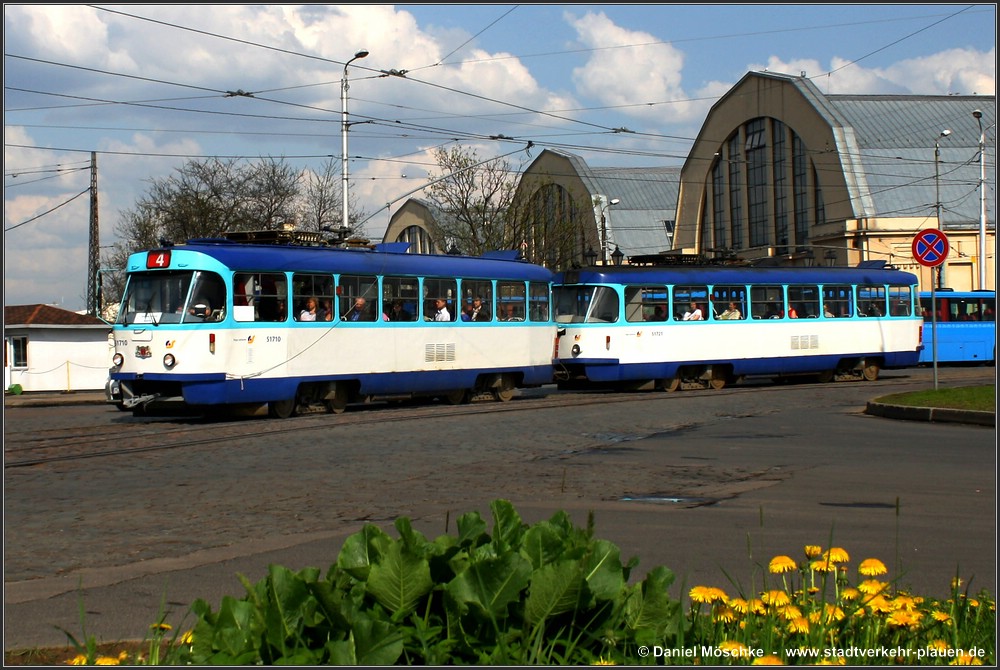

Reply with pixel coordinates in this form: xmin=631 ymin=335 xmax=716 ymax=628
xmin=934 ymin=129 xmax=951 ymax=290
xmin=341 ymin=49 xmax=369 ymax=235
xmin=973 ymin=110 xmax=988 ymax=290
xmin=599 ymin=197 xmax=620 ymax=265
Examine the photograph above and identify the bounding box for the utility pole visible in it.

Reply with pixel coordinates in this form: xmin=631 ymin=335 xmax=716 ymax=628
xmin=87 ymin=152 xmax=100 ymax=317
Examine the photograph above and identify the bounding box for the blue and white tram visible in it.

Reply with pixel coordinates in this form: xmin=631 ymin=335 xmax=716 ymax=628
xmin=552 ymin=261 xmax=923 ymax=391
xmin=110 ymin=239 xmax=555 ymax=416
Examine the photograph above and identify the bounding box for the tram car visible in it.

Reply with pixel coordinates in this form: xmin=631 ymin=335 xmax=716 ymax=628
xmin=917 ymin=290 xmax=996 ymax=365
xmin=552 ymin=260 xmax=923 ymax=391
xmin=109 ymin=236 xmax=555 ymax=417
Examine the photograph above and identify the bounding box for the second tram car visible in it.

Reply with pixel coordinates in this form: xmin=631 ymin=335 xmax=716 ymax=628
xmin=552 ymin=261 xmax=923 ymax=391
xmin=918 ymin=290 xmax=996 ymax=364
xmin=110 ymin=238 xmax=555 ymax=416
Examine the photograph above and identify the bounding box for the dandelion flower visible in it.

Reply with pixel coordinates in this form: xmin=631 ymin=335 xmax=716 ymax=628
xmin=841 ymin=587 xmax=861 ymax=601
xmin=950 ymin=652 xmax=983 ymax=665
xmin=866 ymin=595 xmax=893 ymax=614
xmin=891 ymin=595 xmax=918 ymax=611
xmin=689 ymin=586 xmax=728 ymax=604
xmin=817 ymin=658 xmax=847 ymax=665
xmin=94 ymin=656 xmax=121 ymax=666
xmin=858 ymin=558 xmax=887 ymax=576
xmin=591 ymin=657 xmax=617 ymax=666
xmin=787 ymin=616 xmax=810 ymax=634
xmin=824 ymin=547 xmax=850 ymax=563
xmin=179 ymin=629 xmax=195 ymax=645
xmin=887 ymin=609 xmax=922 ymax=628
xmin=713 ymin=605 xmax=737 ymax=624
xmin=149 ymin=622 xmax=172 ymax=632
xmin=809 ymin=604 xmax=845 ymax=624
xmin=718 ymin=640 xmax=750 ymax=658
xmin=768 ymin=555 xmax=797 ymax=573
xmin=927 ymin=640 xmax=951 ymax=652
xmin=748 ymin=598 xmax=767 ymax=615
xmin=804 ymin=545 xmax=822 ymax=558
xmin=730 ymin=597 xmax=750 ymax=614
xmin=931 ymin=611 xmax=953 ymax=624
xmin=761 ymin=590 xmax=791 ymax=607
xmin=779 ymin=604 xmax=803 ymax=620
xmin=67 ymin=654 xmax=89 ymax=666
xmin=809 ymin=558 xmax=837 ymax=573
xmin=951 ymin=577 xmax=963 ymax=589
xmin=858 ymin=579 xmax=887 ymax=595
xmin=752 ymin=654 xmax=784 ymax=665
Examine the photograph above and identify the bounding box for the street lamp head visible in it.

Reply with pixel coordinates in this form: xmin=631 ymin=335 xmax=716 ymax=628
xmin=940 ymin=129 xmax=951 ymax=138
xmin=972 ymin=109 xmax=983 ymax=119
xmin=354 ymin=49 xmax=370 ymax=60
xmin=610 ymin=198 xmax=620 ymax=206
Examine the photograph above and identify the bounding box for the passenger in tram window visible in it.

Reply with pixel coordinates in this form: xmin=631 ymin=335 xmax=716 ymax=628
xmin=321 ymin=299 xmax=334 ymax=321
xmin=466 ymin=296 xmax=490 ymax=322
xmin=299 ymin=297 xmax=319 ymax=321
xmin=277 ymin=300 xmax=288 ymax=321
xmin=433 ymin=298 xmax=452 ymax=322
xmin=502 ymin=303 xmax=523 ymax=321
xmin=787 ymin=304 xmax=799 ymax=318
xmin=719 ymin=301 xmax=742 ymax=320
xmin=824 ymin=304 xmax=836 ymax=318
xmin=345 ymin=297 xmax=370 ymax=321
xmin=682 ymin=301 xmax=704 ymax=321
xmin=648 ymin=305 xmax=667 ymax=321
xmin=388 ymin=300 xmax=412 ymax=321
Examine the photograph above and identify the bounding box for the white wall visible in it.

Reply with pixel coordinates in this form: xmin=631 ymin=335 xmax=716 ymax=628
xmin=6 ymin=327 xmax=113 ymax=392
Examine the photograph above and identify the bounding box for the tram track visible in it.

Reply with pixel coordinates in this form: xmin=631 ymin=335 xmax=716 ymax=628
xmin=4 ymin=368 xmax=987 ymax=469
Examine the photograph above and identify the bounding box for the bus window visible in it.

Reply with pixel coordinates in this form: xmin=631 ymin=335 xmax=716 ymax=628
xmin=423 ymin=277 xmax=458 ymax=322
xmin=528 ymin=281 xmax=550 ymax=322
xmin=339 ymin=275 xmax=379 ymax=321
xmin=857 ymin=285 xmax=886 ymax=317
xmin=750 ymin=285 xmax=784 ymax=319
xmin=233 ymin=272 xmax=286 ymax=322
xmin=787 ymin=285 xmax=819 ymax=318
xmin=888 ymin=285 xmax=912 ymax=316
xmin=673 ymin=285 xmax=709 ymax=321
xmin=711 ymin=285 xmax=746 ymax=320
xmin=823 ymin=285 xmax=853 ymax=318
xmin=624 ymin=285 xmax=667 ymax=322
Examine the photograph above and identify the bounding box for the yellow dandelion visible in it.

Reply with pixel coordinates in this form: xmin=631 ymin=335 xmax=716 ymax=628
xmin=824 ymin=547 xmax=850 ymax=563
xmin=809 ymin=558 xmax=837 ymax=573
xmin=887 ymin=609 xmax=922 ymax=628
xmin=761 ymin=589 xmax=791 ymax=607
xmin=179 ymin=629 xmax=195 ymax=645
xmin=713 ymin=604 xmax=737 ymax=623
xmin=858 ymin=558 xmax=887 ymax=576
xmin=804 ymin=545 xmax=822 ymax=558
xmin=968 ymin=598 xmax=980 ymax=607
xmin=67 ymin=654 xmax=89 ymax=666
xmin=719 ymin=640 xmax=750 ymax=657
xmin=866 ymin=594 xmax=893 ymax=614
xmin=807 ymin=585 xmax=820 ymax=595
xmin=117 ymin=651 xmax=128 ymax=661
xmin=769 ymin=555 xmax=797 ymax=573
xmin=94 ymin=656 xmax=121 ymax=666
xmin=931 ymin=610 xmax=953 ymax=624
xmin=778 ymin=604 xmax=803 ymax=620
xmin=950 ymin=653 xmax=983 ymax=665
xmin=891 ymin=595 xmax=918 ymax=611
xmin=787 ymin=616 xmax=810 ymax=634
xmin=809 ymin=603 xmax=845 ymax=624
xmin=150 ymin=621 xmax=172 ymax=631
xmin=752 ymin=654 xmax=784 ymax=665
xmin=841 ymin=586 xmax=861 ymax=601
xmin=748 ymin=598 xmax=767 ymax=615
xmin=689 ymin=585 xmax=728 ymax=604
xmin=951 ymin=577 xmax=963 ymax=589
xmin=591 ymin=657 xmax=617 ymax=666
xmin=858 ymin=579 xmax=887 ymax=595
xmin=730 ymin=597 xmax=750 ymax=614
xmin=927 ymin=640 xmax=952 ymax=652
xmin=817 ymin=658 xmax=847 ymax=665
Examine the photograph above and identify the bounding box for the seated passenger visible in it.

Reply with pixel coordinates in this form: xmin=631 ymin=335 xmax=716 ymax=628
xmin=344 ymin=297 xmax=370 ymax=321
xmin=433 ymin=298 xmax=451 ymax=322
xmin=824 ymin=305 xmax=836 ymax=318
xmin=787 ymin=305 xmax=799 ymax=319
xmin=718 ymin=301 xmax=742 ymax=320
xmin=682 ymin=301 xmax=703 ymax=321
xmin=388 ymin=300 xmax=412 ymax=321
xmin=648 ymin=305 xmax=667 ymax=321
xmin=299 ymin=297 xmax=319 ymax=321
xmin=502 ymin=304 xmax=523 ymax=321
xmin=466 ymin=297 xmax=490 ymax=322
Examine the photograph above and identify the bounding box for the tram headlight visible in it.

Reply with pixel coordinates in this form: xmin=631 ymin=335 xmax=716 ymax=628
xmin=112 ymin=353 xmax=124 ymax=367
xmin=163 ymin=353 xmax=176 ymax=369
xmin=571 ymin=344 xmax=581 ymax=357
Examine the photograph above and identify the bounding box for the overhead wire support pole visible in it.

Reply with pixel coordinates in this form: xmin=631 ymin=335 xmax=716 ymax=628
xmin=87 ymin=151 xmax=100 ymax=317
xmin=341 ymin=49 xmax=369 ymax=235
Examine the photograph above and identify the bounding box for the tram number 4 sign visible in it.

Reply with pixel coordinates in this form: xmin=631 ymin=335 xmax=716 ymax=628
xmin=912 ymin=229 xmax=950 ymax=267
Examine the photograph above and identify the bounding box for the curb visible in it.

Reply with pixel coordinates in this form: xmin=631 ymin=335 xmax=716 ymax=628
xmin=865 ymin=401 xmax=995 ymax=427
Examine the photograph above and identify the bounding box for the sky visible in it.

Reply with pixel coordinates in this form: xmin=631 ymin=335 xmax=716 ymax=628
xmin=3 ymin=4 xmax=996 ymax=313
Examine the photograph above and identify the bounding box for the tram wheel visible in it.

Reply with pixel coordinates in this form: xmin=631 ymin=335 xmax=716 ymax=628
xmin=268 ymin=398 xmax=296 ymax=419
xmin=709 ymin=376 xmax=727 ymax=390
xmin=324 ymin=385 xmax=349 ymax=414
xmin=443 ymin=389 xmax=468 ymax=405
xmin=816 ymin=370 xmax=835 ymax=384
xmin=662 ymin=376 xmax=682 ymax=392
xmin=862 ymin=361 xmax=880 ymax=382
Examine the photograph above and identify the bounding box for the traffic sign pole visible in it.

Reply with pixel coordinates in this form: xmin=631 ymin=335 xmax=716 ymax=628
xmin=912 ymin=229 xmax=950 ymax=390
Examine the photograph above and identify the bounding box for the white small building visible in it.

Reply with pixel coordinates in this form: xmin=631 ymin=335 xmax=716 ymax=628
xmin=4 ymin=304 xmax=113 ymax=393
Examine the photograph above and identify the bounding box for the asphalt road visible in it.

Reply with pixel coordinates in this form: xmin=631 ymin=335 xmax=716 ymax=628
xmin=3 ymin=366 xmax=995 ymax=650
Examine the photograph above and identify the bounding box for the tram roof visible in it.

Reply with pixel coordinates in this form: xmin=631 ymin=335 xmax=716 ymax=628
xmin=555 ymin=262 xmax=918 ymax=286
xmin=128 ymin=239 xmax=554 ymax=282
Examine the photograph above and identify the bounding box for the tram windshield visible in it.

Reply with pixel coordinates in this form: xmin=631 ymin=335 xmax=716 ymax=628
xmin=118 ymin=270 xmax=226 ymax=325
xmin=554 ymin=285 xmax=620 ymax=323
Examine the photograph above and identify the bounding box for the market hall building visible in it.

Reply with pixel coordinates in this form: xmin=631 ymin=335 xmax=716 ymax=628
xmin=383 ymin=70 xmax=994 ymax=293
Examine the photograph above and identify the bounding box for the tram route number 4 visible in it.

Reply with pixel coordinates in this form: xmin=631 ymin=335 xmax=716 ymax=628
xmin=912 ymin=229 xmax=949 ymax=268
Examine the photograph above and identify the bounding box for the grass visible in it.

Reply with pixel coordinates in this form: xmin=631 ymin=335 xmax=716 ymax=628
xmin=874 ymin=384 xmax=995 ymax=412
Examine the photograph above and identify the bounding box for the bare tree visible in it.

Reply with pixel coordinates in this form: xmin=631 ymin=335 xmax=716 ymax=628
xmin=425 ymin=146 xmax=524 ymax=255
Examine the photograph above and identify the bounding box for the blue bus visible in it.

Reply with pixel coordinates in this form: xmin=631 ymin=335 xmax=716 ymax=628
xmin=918 ymin=290 xmax=996 ymax=364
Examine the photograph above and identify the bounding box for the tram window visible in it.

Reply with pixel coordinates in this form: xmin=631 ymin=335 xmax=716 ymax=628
xmin=711 ymin=285 xmax=746 ymax=320
xmin=823 ymin=285 xmax=853 ymax=318
xmin=292 ymin=273 xmax=335 ymax=322
xmin=979 ymin=298 xmax=996 ymax=322
xmin=184 ymin=271 xmax=227 ymax=322
xmin=423 ymin=278 xmax=458 ymax=322
xmin=750 ymin=285 xmax=784 ymax=319
xmin=624 ymin=285 xmax=666 ymax=322
xmin=673 ymin=285 xmax=709 ymax=321
xmin=339 ymin=275 xmax=379 ymax=321
xmin=233 ymin=272 xmax=286 ymax=322
xmin=888 ymin=286 xmax=912 ymax=316
xmin=460 ymin=279 xmax=494 ymax=322
xmin=529 ymin=281 xmax=550 ymax=322
xmin=787 ymin=285 xmax=819 ymax=319
xmin=383 ymin=276 xmax=419 ymax=322
xmin=857 ymin=285 xmax=886 ymax=317
xmin=497 ymin=280 xmax=527 ymax=321
xmin=119 ymin=271 xmax=192 ymax=325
